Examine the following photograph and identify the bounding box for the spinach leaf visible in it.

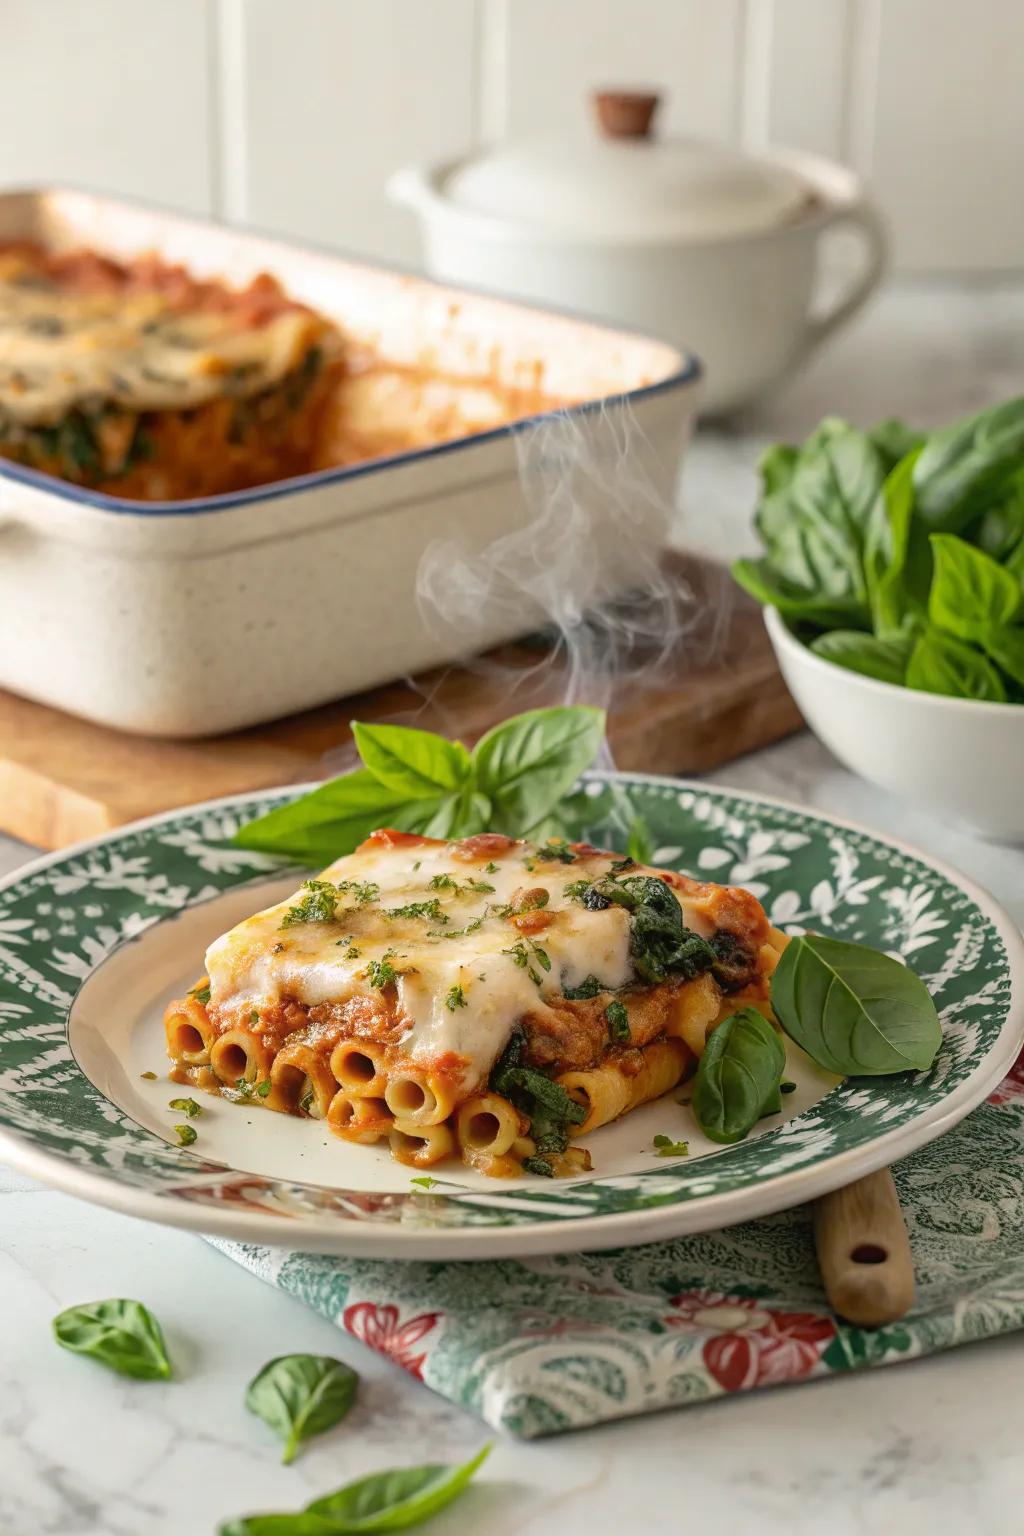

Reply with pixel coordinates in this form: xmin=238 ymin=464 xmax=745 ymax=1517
xmin=53 ymin=1298 xmax=171 ymax=1380
xmin=906 ymin=629 xmax=1007 ymax=702
xmin=928 ymin=533 xmax=1021 ymax=641
xmin=219 ymin=1445 xmax=490 ymax=1535
xmin=306 ymin=1444 xmax=491 ymax=1530
xmin=490 ymin=1028 xmax=585 ymax=1171
xmin=232 ymin=768 xmax=411 ymax=862
xmin=471 ymin=707 xmax=605 ymax=835
xmin=598 ymin=874 xmax=716 ymax=984
xmin=913 ymin=396 xmax=1024 ymax=531
xmin=351 ymin=722 xmax=470 ymax=798
xmin=245 ymin=1354 xmax=358 ymax=1464
xmin=771 ymin=934 xmax=942 ymax=1076
xmin=691 ymin=1007 xmax=786 ymax=1144
xmin=809 ymin=630 xmax=912 ymax=686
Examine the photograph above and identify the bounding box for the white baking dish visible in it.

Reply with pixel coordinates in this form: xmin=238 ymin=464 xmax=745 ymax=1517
xmin=0 ymin=189 xmax=699 ymax=738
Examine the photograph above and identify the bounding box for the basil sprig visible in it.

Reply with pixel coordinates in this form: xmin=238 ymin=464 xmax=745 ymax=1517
xmin=771 ymin=934 xmax=942 ymax=1075
xmin=219 ymin=1443 xmax=491 ymax=1535
xmin=53 ymin=1298 xmax=172 ymax=1381
xmin=233 ymin=707 xmax=605 ymax=863
xmin=245 ymin=1354 xmax=358 ymax=1464
xmin=691 ymin=1007 xmax=786 ymax=1144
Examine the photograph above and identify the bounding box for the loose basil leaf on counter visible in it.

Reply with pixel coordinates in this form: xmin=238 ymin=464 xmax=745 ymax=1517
xmin=245 ymin=1353 xmax=358 ymax=1464
xmin=471 ymin=706 xmax=605 ymax=835
xmin=219 ymin=1444 xmax=492 ymax=1535
xmin=351 ymin=721 xmax=471 ymax=799
xmin=771 ymin=934 xmax=942 ymax=1077
xmin=691 ymin=1007 xmax=786 ymax=1145
xmin=927 ymin=533 xmax=1021 ymax=642
xmin=906 ymin=628 xmax=1007 ymax=702
xmin=53 ymin=1298 xmax=172 ymax=1381
xmin=809 ymin=630 xmax=912 ymax=686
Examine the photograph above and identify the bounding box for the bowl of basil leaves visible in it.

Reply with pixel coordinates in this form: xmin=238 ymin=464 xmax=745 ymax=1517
xmin=734 ymin=398 xmax=1024 ymax=840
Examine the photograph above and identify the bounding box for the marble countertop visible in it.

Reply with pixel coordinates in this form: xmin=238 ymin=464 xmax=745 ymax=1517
xmin=3 ymin=279 xmax=1024 ymax=1536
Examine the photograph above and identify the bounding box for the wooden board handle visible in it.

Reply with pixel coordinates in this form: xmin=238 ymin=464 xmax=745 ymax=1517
xmin=814 ymin=1169 xmax=915 ymax=1327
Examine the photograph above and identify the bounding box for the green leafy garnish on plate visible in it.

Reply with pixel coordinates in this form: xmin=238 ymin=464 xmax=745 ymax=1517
xmin=652 ymin=1134 xmax=688 ymax=1157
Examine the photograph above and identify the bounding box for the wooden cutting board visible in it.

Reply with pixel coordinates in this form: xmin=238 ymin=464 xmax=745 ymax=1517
xmin=0 ymin=554 xmax=802 ymax=850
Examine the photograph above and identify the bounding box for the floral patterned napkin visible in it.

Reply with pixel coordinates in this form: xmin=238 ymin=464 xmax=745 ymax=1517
xmin=213 ymin=1053 xmax=1024 ymax=1437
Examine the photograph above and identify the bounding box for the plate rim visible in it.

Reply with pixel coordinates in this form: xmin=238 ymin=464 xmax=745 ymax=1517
xmin=1 ymin=770 xmax=1021 ymax=1260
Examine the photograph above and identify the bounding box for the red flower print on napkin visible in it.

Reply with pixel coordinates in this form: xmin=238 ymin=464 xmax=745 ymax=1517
xmin=665 ymin=1289 xmax=836 ymax=1393
xmin=342 ymin=1301 xmax=440 ymax=1379
xmin=988 ymin=1046 xmax=1024 ymax=1107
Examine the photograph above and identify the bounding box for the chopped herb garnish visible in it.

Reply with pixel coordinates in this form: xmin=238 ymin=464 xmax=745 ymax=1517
xmin=605 ymin=1000 xmax=630 ymax=1041
xmin=338 ymin=879 xmax=379 ymax=906
xmin=428 ymin=873 xmax=459 ymax=892
xmin=174 ymin=1124 xmax=198 ymax=1147
xmin=298 ymin=1088 xmax=315 ymax=1115
xmin=366 ymin=951 xmax=398 ymax=989
xmin=502 ymin=938 xmax=549 ymax=986
xmin=652 ymin=1134 xmax=689 ymax=1157
xmin=484 ymin=862 xmax=499 ymax=874
xmin=168 ymin=1097 xmax=201 ymax=1119
xmin=249 ymin=1009 xmax=260 ymax=1025
xmin=344 ymin=944 xmax=360 ymax=959
xmin=255 ymin=1079 xmax=273 ymax=1098
xmin=536 ymin=838 xmax=576 ymax=864
xmin=564 ymin=879 xmax=591 ymax=904
xmin=140 ymin=1071 xmax=157 ymax=1081
xmin=522 ymin=1155 xmax=555 ymax=1177
xmin=431 ymin=916 xmax=483 ymax=940
xmin=562 ymin=974 xmax=603 ymax=1000
xmin=411 ymin=1175 xmax=439 ymax=1190
xmin=189 ymin=982 xmax=211 ymax=1005
xmin=780 ymin=1079 xmax=797 ymax=1094
xmin=466 ymin=879 xmax=495 ymax=893
xmin=445 ymin=984 xmax=467 ymax=1012
xmin=281 ymin=879 xmax=340 ymax=928
xmin=412 ymin=860 xmax=421 ymax=871
xmin=386 ymin=898 xmax=447 ymax=924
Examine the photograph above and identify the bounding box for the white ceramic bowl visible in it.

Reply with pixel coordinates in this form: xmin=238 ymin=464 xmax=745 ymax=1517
xmin=391 ymin=147 xmax=887 ymax=414
xmin=765 ymin=606 xmax=1024 ymax=842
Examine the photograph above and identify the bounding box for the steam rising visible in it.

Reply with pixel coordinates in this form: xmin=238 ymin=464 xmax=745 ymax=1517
xmin=414 ymin=405 xmax=704 ymax=725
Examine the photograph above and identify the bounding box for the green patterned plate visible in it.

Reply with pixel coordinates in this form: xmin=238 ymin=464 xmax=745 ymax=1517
xmin=0 ymin=774 xmax=1020 ymax=1258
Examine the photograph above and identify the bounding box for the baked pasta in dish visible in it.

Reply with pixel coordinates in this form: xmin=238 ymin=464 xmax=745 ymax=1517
xmin=0 ymin=243 xmax=341 ymax=500
xmin=164 ymin=829 xmax=786 ymax=1178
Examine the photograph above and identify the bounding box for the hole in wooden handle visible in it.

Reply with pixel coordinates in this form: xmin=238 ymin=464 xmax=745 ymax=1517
xmin=850 ymin=1243 xmax=888 ymax=1265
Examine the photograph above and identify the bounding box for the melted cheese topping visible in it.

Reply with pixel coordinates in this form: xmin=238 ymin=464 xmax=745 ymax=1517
xmin=0 ymin=249 xmax=332 ymax=425
xmin=205 ymin=838 xmax=636 ymax=1095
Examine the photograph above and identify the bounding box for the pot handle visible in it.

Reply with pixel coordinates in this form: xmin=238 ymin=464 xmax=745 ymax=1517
xmin=796 ymin=199 xmax=889 ymax=363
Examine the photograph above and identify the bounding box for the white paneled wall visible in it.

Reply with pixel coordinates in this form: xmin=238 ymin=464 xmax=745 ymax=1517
xmin=0 ymin=0 xmax=1021 ymax=273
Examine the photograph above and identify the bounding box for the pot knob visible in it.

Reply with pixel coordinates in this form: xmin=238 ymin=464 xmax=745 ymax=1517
xmin=592 ymin=89 xmax=661 ymax=140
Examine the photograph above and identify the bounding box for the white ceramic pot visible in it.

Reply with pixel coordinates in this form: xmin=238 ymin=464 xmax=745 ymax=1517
xmin=391 ymin=91 xmax=888 ymax=414
xmin=765 ymin=607 xmax=1024 ymax=843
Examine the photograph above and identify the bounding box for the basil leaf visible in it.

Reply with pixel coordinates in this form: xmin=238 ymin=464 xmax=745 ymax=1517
xmin=982 ymin=625 xmax=1024 ymax=687
xmin=771 ymin=934 xmax=942 ymax=1076
xmin=906 ymin=628 xmax=1007 ymax=701
xmin=731 ymin=557 xmax=869 ymax=629
xmin=758 ymin=441 xmax=799 ymax=494
xmin=928 ymin=533 xmax=1021 ymax=641
xmin=352 ymin=722 xmax=470 ymax=799
xmin=869 ymin=418 xmax=925 ymax=471
xmin=245 ymin=1354 xmax=358 ymax=1464
xmin=971 ymin=470 xmax=1024 ymax=560
xmin=306 ymin=1444 xmax=491 ymax=1531
xmin=232 ymin=769 xmax=410 ymax=862
xmin=863 ymin=449 xmax=928 ymax=637
xmin=472 ymin=707 xmax=605 ymax=835
xmin=913 ymin=395 xmax=1024 ymax=530
xmin=691 ymin=1007 xmax=786 ymax=1144
xmin=809 ymin=630 xmax=912 ymax=686
xmin=53 ymin=1298 xmax=171 ymax=1381
xmin=625 ymin=814 xmax=654 ymax=864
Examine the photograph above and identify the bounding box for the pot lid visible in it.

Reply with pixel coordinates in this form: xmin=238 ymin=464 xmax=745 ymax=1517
xmin=441 ymin=90 xmax=811 ymax=243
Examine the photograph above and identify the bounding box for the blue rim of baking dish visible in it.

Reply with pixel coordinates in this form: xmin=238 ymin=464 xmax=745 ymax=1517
xmin=0 ymin=188 xmax=702 ymax=519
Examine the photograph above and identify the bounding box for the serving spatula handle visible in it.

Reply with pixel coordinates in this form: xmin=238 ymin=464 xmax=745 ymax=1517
xmin=814 ymin=1168 xmax=915 ymax=1327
